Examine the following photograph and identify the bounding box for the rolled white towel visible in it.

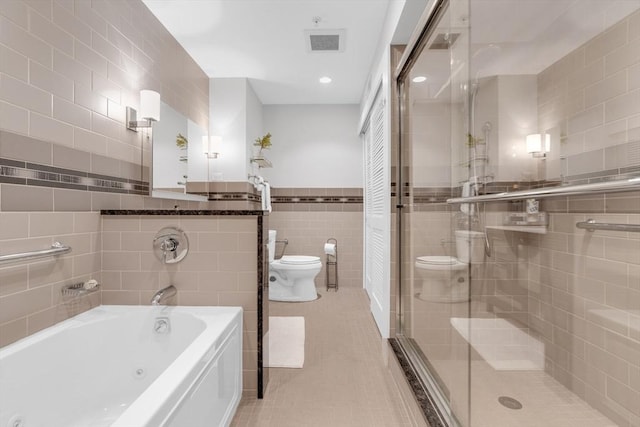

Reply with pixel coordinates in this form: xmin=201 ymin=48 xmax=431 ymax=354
xmin=262 ymin=182 xmax=272 ymax=213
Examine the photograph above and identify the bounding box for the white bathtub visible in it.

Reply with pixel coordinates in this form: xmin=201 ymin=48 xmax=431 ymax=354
xmin=0 ymin=305 xmax=243 ymax=427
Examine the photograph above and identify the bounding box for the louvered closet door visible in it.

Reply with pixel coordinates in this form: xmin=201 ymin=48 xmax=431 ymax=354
xmin=363 ymin=91 xmax=390 ymax=338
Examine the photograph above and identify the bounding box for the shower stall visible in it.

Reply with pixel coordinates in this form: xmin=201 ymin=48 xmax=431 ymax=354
xmin=394 ymin=1 xmax=640 ymax=426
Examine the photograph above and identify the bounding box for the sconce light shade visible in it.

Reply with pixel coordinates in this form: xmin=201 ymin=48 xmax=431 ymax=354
xmin=139 ymin=90 xmax=160 ymax=121
xmin=203 ymin=135 xmax=221 ymax=159
xmin=526 ymin=133 xmax=550 ymax=158
xmin=126 ymin=89 xmax=161 ymax=131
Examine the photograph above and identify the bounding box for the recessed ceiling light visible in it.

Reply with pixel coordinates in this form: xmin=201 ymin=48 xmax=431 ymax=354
xmin=412 ymin=76 xmax=427 ymax=83
xmin=319 ymin=76 xmax=332 ymax=84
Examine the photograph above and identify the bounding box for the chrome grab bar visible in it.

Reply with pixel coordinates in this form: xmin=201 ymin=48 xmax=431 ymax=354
xmin=447 ymin=178 xmax=640 ymax=204
xmin=576 ymin=219 xmax=640 ymax=233
xmin=0 ymin=242 xmax=72 ymax=265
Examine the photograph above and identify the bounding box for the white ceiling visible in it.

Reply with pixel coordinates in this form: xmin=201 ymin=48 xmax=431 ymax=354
xmin=142 ymin=0 xmax=393 ymax=105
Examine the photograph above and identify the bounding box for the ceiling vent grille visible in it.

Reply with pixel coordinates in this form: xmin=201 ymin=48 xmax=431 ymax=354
xmin=305 ymin=29 xmax=345 ymax=53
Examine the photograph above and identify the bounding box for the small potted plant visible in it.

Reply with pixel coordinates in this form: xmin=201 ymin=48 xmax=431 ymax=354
xmin=253 ymin=132 xmax=272 ymax=157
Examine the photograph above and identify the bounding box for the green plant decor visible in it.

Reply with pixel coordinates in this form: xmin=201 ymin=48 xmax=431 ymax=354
xmin=176 ymin=133 xmax=188 ymax=149
xmin=253 ymin=132 xmax=272 ymax=155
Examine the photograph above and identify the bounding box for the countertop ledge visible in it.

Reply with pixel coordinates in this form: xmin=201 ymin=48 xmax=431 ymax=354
xmin=100 ymin=210 xmax=265 ymax=216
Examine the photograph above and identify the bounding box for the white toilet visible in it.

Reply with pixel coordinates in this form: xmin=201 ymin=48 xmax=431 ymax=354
xmin=268 ymin=230 xmax=322 ymax=302
xmin=415 ymin=230 xmax=485 ymax=303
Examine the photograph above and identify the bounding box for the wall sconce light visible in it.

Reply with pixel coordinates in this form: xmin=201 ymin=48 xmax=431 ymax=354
xmin=203 ymin=135 xmax=222 ymax=159
xmin=126 ymin=90 xmax=161 ymax=131
xmin=526 ymin=133 xmax=550 ymax=158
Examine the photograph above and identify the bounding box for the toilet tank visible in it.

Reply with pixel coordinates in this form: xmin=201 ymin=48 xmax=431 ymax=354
xmin=268 ymin=230 xmax=277 ymax=262
xmin=455 ymin=230 xmax=485 ymax=263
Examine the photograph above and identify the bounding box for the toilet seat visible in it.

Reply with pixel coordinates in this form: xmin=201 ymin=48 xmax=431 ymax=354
xmin=279 ymin=255 xmax=321 ymax=265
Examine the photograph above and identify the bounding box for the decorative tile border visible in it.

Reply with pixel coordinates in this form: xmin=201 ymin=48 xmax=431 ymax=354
xmin=0 ymin=157 xmax=148 ymax=195
xmin=100 ymin=209 xmax=263 ymax=216
xmin=388 ymin=338 xmax=447 ymax=427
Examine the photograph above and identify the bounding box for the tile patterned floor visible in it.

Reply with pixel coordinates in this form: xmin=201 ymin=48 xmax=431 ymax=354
xmin=231 ymin=287 xmax=414 ymax=427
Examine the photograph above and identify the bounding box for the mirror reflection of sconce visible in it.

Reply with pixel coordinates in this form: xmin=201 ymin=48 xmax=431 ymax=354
xmin=203 ymin=135 xmax=222 ymax=159
xmin=126 ymin=90 xmax=161 ymax=131
xmin=526 ymin=133 xmax=550 ymax=158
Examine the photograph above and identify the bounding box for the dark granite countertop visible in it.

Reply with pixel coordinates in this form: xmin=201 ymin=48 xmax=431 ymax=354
xmin=100 ymin=210 xmax=264 ymax=216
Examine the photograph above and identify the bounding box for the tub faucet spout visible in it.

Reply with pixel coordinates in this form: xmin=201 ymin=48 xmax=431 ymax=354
xmin=151 ymin=285 xmax=177 ymax=306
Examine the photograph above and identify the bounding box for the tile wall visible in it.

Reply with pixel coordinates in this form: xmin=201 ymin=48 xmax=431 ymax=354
xmin=0 ymin=0 xmax=268 ymax=398
xmin=101 ymin=214 xmax=262 ymax=395
xmin=269 ymin=187 xmax=363 ymax=291
xmin=538 ymin=8 xmax=640 ymax=182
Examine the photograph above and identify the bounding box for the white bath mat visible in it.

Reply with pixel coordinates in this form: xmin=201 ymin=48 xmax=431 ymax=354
xmin=451 ymin=317 xmax=544 ymax=371
xmin=267 ymin=316 xmax=305 ymax=368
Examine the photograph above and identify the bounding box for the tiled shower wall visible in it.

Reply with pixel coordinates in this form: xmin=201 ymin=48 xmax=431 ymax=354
xmin=526 ymin=10 xmax=640 ymax=425
xmin=538 ymin=8 xmax=640 ymax=181
xmin=525 ymin=204 xmax=640 ymax=427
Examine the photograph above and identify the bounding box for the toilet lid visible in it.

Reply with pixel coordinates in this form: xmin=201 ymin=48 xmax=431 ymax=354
xmin=416 ymin=256 xmax=457 ymax=265
xmin=279 ymin=255 xmax=321 ymax=265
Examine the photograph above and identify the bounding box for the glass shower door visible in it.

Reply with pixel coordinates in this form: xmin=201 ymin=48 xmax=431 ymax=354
xmin=396 ymin=1 xmax=640 ymax=426
xmin=397 ymin=0 xmax=472 ymax=425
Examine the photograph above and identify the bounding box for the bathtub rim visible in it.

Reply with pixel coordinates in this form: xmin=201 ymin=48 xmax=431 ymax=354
xmin=0 ymin=305 xmax=244 ymax=427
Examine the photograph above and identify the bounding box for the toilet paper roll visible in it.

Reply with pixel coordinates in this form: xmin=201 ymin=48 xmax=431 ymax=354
xmin=324 ymin=243 xmax=336 ymax=256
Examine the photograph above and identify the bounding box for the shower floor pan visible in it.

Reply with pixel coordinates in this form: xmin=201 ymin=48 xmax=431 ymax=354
xmin=450 ymin=317 xmax=544 ymax=371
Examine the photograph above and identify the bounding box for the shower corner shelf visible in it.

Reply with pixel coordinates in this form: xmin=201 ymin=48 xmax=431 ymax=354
xmin=485 ymin=225 xmax=547 ymax=234
xmin=250 ymin=156 xmax=272 ymax=168
xmin=62 ymin=282 xmax=101 ymax=297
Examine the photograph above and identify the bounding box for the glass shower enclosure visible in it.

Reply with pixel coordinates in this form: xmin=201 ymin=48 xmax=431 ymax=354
xmin=395 ymin=1 xmax=640 ymax=426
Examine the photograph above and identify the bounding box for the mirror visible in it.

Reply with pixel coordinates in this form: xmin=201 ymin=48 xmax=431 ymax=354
xmin=150 ymin=102 xmax=208 ymax=201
